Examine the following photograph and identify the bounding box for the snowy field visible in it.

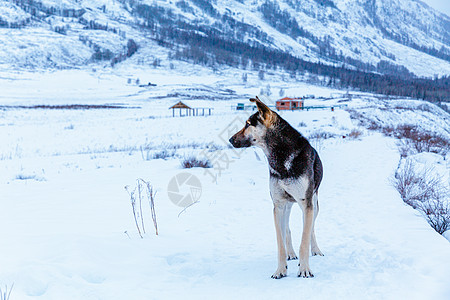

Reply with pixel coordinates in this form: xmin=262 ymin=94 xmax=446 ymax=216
xmin=0 ymin=69 xmax=449 ymax=299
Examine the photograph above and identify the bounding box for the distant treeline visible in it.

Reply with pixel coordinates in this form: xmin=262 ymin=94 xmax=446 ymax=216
xmin=166 ymin=26 xmax=449 ymax=102
xmin=133 ymin=3 xmax=449 ymax=103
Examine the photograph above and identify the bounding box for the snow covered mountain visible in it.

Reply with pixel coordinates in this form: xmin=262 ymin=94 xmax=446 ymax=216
xmin=1 ymin=0 xmax=450 ymax=78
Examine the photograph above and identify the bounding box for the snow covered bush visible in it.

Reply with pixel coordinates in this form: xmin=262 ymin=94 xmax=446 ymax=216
xmin=392 ymin=160 xmax=439 ymax=206
xmin=140 ymin=146 xmax=176 ymax=161
xmin=308 ymin=130 xmax=336 ymax=140
xmin=387 ymin=124 xmax=449 ymax=157
xmin=346 ymin=108 xmax=383 ymax=130
xmin=416 ymin=200 xmax=450 ymax=235
xmin=392 ymin=159 xmax=449 ymax=235
xmin=381 ymin=126 xmax=395 ymax=136
xmin=152 ymin=149 xmax=176 ymax=160
xmin=181 ymin=156 xmax=212 ymax=169
xmin=347 ymin=128 xmax=363 ymax=139
xmin=308 ymin=130 xmax=336 ymax=151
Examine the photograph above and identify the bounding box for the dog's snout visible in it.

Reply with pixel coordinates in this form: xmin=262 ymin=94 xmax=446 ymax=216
xmin=229 ymin=136 xmax=237 ymax=147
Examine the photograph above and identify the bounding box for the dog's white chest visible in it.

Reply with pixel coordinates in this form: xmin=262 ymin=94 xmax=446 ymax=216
xmin=279 ymin=175 xmax=310 ymax=201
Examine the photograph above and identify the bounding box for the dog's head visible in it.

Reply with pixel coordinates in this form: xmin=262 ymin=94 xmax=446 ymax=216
xmin=229 ymin=96 xmax=277 ymax=149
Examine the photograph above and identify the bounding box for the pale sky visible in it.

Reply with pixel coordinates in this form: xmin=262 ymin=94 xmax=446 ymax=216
xmin=420 ymin=0 xmax=450 ymax=16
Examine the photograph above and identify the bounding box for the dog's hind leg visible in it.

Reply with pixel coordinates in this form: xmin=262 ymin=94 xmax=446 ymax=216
xmin=311 ymin=192 xmax=324 ymax=256
xmin=297 ymin=199 xmax=314 ymax=278
xmin=271 ymin=202 xmax=288 ymax=279
xmin=284 ymin=202 xmax=298 ymax=260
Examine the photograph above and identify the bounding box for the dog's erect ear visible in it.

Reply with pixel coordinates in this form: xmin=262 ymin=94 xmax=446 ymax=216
xmin=250 ymin=96 xmax=277 ymax=127
xmin=250 ymin=96 xmax=273 ymax=120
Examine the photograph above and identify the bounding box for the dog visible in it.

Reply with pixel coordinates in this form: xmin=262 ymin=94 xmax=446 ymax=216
xmin=229 ymin=96 xmax=323 ymax=279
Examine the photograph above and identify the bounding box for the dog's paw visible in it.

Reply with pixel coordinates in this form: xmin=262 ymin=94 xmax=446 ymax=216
xmin=271 ymin=267 xmax=287 ymax=279
xmin=297 ymin=266 xmax=314 ymax=278
xmin=287 ymin=251 xmax=298 ymax=260
xmin=311 ymin=249 xmax=324 ymax=256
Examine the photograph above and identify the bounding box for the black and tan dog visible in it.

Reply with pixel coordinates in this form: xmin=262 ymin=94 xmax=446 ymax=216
xmin=229 ymin=96 xmax=323 ymax=279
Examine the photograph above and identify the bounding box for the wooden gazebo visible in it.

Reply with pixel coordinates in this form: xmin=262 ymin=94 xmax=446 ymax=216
xmin=169 ymin=101 xmax=213 ymax=117
xmin=169 ymin=101 xmax=192 ymax=117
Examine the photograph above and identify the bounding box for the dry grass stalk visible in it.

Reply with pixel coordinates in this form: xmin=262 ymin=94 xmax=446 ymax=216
xmin=125 ymin=179 xmax=158 ymax=237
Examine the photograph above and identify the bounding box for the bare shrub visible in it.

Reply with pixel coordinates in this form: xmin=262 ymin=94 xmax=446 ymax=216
xmin=205 ymin=143 xmax=226 ymax=151
xmin=15 ymin=174 xmax=46 ymax=181
xmin=386 ymin=124 xmax=450 ymax=157
xmin=396 ymin=139 xmax=411 ymax=158
xmin=394 ymin=124 xmax=418 ymax=140
xmin=308 ymin=130 xmax=336 ymax=151
xmin=414 ymin=133 xmax=449 ymax=155
xmin=308 ymin=130 xmax=336 ymax=140
xmin=366 ymin=121 xmax=382 ymax=131
xmin=152 ymin=149 xmax=176 ymax=160
xmin=181 ymin=156 xmax=212 ymax=168
xmin=125 ymin=179 xmax=158 ymax=237
xmin=392 ymin=160 xmax=422 ymax=207
xmin=347 ymin=128 xmax=363 ymax=139
xmin=346 ymin=108 xmax=382 ymax=130
xmin=392 ymin=160 xmax=441 ymax=207
xmin=381 ymin=126 xmax=395 ymax=137
xmin=139 ymin=144 xmax=175 ymax=161
xmin=346 ymin=108 xmax=363 ymax=121
xmin=0 ymin=284 xmax=13 ymax=300
xmin=392 ymin=159 xmax=449 ymax=235
xmin=350 ymin=112 xmax=449 ymax=156
xmin=416 ymin=200 xmax=450 ymax=234
xmin=298 ymin=121 xmax=307 ymax=127
xmin=140 ymin=142 xmax=227 ymax=161
xmin=15 ymin=174 xmax=37 ymax=180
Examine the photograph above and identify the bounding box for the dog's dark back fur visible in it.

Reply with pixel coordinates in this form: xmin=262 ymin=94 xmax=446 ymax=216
xmin=263 ymin=114 xmax=323 ymax=192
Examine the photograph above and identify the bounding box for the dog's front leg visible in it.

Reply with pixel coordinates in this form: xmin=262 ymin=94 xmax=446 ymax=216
xmin=271 ymin=203 xmax=287 ymax=279
xmin=298 ymin=202 xmax=314 ymax=278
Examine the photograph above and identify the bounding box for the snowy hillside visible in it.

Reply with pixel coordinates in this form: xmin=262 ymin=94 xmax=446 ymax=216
xmin=0 ymin=0 xmax=450 ymax=77
xmin=0 ymin=68 xmax=449 ymax=299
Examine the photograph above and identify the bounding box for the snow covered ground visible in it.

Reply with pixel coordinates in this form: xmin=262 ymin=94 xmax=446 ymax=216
xmin=0 ymin=69 xmax=449 ymax=299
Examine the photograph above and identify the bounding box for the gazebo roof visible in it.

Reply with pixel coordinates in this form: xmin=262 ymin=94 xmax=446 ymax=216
xmin=169 ymin=101 xmax=191 ymax=109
